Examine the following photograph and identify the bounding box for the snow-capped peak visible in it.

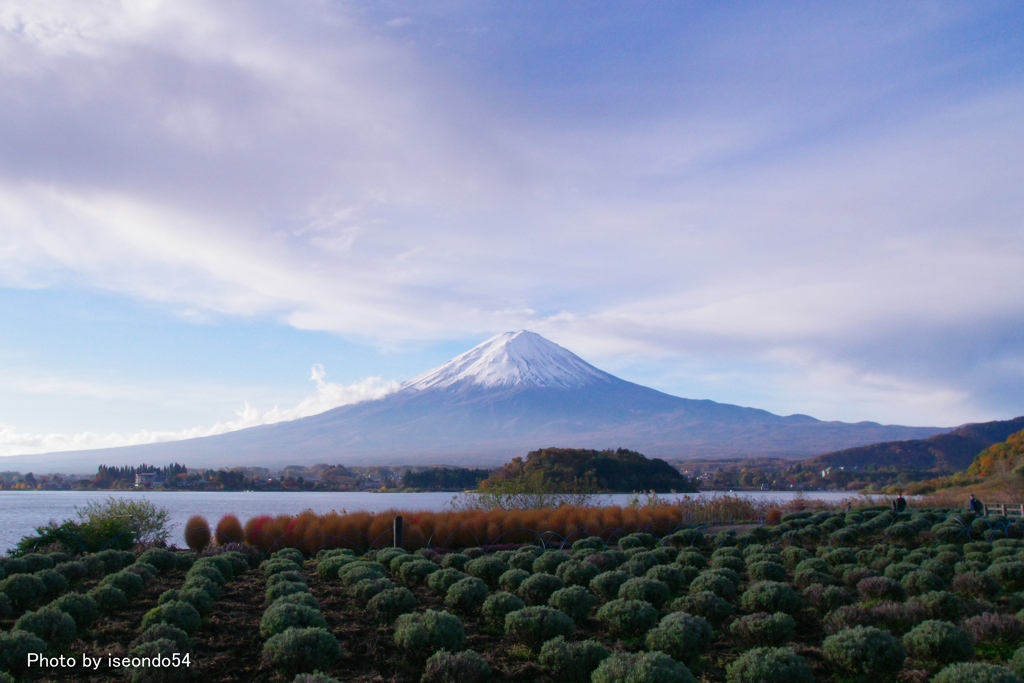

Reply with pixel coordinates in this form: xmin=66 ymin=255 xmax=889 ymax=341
xmin=400 ymin=330 xmax=614 ymax=392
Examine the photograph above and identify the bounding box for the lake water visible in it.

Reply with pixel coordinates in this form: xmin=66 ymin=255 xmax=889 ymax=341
xmin=0 ymin=489 xmax=867 ymax=553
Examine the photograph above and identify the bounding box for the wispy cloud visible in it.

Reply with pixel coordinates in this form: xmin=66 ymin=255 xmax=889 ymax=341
xmin=0 ymin=367 xmax=397 ymax=456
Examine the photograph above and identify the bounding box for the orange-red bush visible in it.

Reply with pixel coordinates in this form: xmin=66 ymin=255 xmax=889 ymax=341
xmin=184 ymin=515 xmax=211 ymax=552
xmin=215 ymin=514 xmax=244 ymax=545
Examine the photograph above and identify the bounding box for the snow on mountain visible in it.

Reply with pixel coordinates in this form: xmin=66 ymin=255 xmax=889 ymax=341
xmin=400 ymin=330 xmax=614 ymax=392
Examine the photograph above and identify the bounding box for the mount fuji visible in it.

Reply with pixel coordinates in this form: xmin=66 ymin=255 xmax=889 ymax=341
xmin=11 ymin=330 xmax=948 ymax=470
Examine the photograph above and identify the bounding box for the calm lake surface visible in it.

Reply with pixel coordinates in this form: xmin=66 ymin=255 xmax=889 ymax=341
xmin=0 ymin=490 xmax=865 ymax=553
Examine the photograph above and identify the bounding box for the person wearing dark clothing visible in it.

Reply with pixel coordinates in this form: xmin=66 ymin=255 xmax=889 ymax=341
xmin=969 ymin=493 xmax=984 ymax=515
xmin=895 ymin=493 xmax=906 ymax=512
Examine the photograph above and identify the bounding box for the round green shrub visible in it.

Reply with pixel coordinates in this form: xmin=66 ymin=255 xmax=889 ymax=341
xmin=375 ymin=547 xmax=407 ymax=567
xmin=618 ymin=577 xmax=670 ymax=608
xmin=858 ymin=576 xmax=907 ymax=603
xmin=618 ymin=533 xmax=657 ymax=550
xmin=263 ymin=558 xmax=302 ymax=577
xmin=441 ymin=553 xmax=471 ymax=572
xmin=953 ymin=571 xmax=1000 ymax=598
xmin=870 ymin=599 xmax=928 ymax=635
xmin=902 ymin=570 xmax=945 ymax=596
xmin=676 ymin=550 xmax=707 ymax=570
xmin=989 ymin=562 xmax=1024 ymax=593
xmin=730 ymin=611 xmax=795 ymax=647
xmin=52 ymin=592 xmax=99 ymax=627
xmin=725 ymin=646 xmax=814 ymax=683
xmin=557 ymin=560 xmax=601 ymax=588
xmin=394 ymin=609 xmax=466 ymax=660
xmin=351 ymin=577 xmax=394 ymax=606
xmin=36 ymin=569 xmax=69 ymax=598
xmin=804 ymin=584 xmax=853 ymax=612
xmin=646 ymin=611 xmax=713 ymax=667
xmin=534 ymin=551 xmax=572 ymax=575
xmin=183 ymin=575 xmax=222 ymax=600
xmin=1 ymin=573 xmax=47 ymax=610
xmin=499 ymin=568 xmax=531 ymax=593
xmin=590 ymin=570 xmax=632 ymax=601
xmin=466 ymin=556 xmax=508 ymax=588
xmin=273 ymin=548 xmax=305 ymax=565
xmin=963 ymin=613 xmax=1024 ymax=646
xmin=399 ymin=559 xmax=440 ymax=586
xmin=674 ymin=590 xmax=733 ymax=627
xmin=367 ymin=587 xmax=418 ymax=623
xmin=539 ymin=635 xmax=609 ymax=682
xmin=933 ymin=662 xmax=1023 ymax=683
xmin=23 ymin=554 xmax=54 ymax=572
xmin=741 ymin=581 xmax=802 ymax=614
xmin=644 ymin=564 xmax=685 ymax=593
xmin=421 ymin=649 xmax=491 ymax=683
xmin=0 ymin=593 xmax=11 ymax=620
xmin=141 ymin=600 xmax=201 ymax=636
xmin=274 ymin=592 xmax=321 ymax=611
xmin=482 ymin=591 xmax=525 ymax=626
xmin=823 ymin=625 xmax=907 ymax=683
xmin=389 ymin=554 xmax=419 ymax=573
xmin=504 ymin=606 xmax=575 ymax=650
xmin=794 ymin=569 xmax=835 ymax=588
xmin=748 ymin=560 xmax=788 ymax=582
xmin=463 ymin=548 xmax=485 ymax=559
xmin=267 ymin=570 xmax=305 ymax=587
xmin=137 ymin=548 xmax=176 ymax=573
xmin=690 ymin=570 xmax=737 ymax=601
xmin=912 ymin=590 xmax=965 ymax=622
xmin=132 ymin=623 xmax=191 ymax=652
xmin=88 ymin=584 xmax=127 ymax=612
xmin=317 ymin=554 xmax=356 ymax=579
xmin=124 ymin=638 xmax=191 ymax=683
xmin=262 ymin=627 xmax=342 ymax=678
xmin=903 ymin=619 xmax=973 ymax=665
xmin=339 ymin=562 xmax=385 ymax=586
xmin=55 ymin=560 xmax=89 ymax=582
xmin=0 ymin=629 xmax=47 ymax=675
xmin=518 ymin=572 xmax=565 ymax=606
xmin=782 ymin=547 xmax=811 ymax=568
xmin=796 ymin=557 xmax=829 ymax=573
xmin=444 ymin=577 xmax=489 ymax=615
xmin=261 ymin=602 xmax=328 ymax=637
xmin=595 ymin=598 xmax=659 ymax=638
xmin=14 ymin=606 xmax=77 ymax=648
xmin=591 ymin=651 xmax=696 ymax=683
xmin=266 ymin=580 xmax=310 ymax=604
xmin=428 ymin=568 xmax=468 ymax=596
xmin=194 ymin=556 xmax=233 ymax=581
xmin=549 ymin=586 xmax=598 ymax=622
xmin=711 ymin=555 xmax=746 ymax=573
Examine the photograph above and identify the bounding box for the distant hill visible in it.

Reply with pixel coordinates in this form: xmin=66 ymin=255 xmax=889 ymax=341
xmin=482 ymin=447 xmax=698 ymax=493
xmin=803 ymin=416 xmax=1024 ymax=475
xmin=967 ymin=427 xmax=1024 ymax=476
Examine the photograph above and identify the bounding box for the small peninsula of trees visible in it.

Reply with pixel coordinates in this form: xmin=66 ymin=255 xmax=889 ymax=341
xmin=481 ymin=447 xmax=697 ymax=494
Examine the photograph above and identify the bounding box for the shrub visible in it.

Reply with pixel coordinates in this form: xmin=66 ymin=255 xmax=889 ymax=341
xmin=261 ymin=602 xmax=328 ymax=637
xmin=956 ymin=571 xmax=1002 ymax=599
xmin=351 ymin=578 xmax=394 ymax=606
xmin=124 ymin=638 xmax=191 ymax=683
xmin=989 ymin=562 xmax=1024 ymax=593
xmin=196 ymin=555 xmax=234 ymax=580
xmin=427 ymin=568 xmax=467 ymax=596
xmin=339 ymin=563 xmax=385 ymax=586
xmin=902 ymin=570 xmax=946 ymax=596
xmin=263 ymin=559 xmax=303 ymax=578
xmin=482 ymin=591 xmax=525 ymax=626
xmin=913 ymin=591 xmax=965 ymax=622
xmin=188 ymin=563 xmax=227 ymax=587
xmin=444 ymin=577 xmax=489 ymax=615
xmin=858 ymin=576 xmax=907 ymax=603
xmin=963 ymin=613 xmax=1024 ymax=646
xmin=262 ymin=627 xmax=342 ymax=678
xmin=394 ymin=609 xmax=465 ymax=660
xmin=137 ymin=548 xmax=176 ymax=573
xmin=725 ymin=646 xmax=814 ymax=683
xmin=782 ymin=547 xmax=811 ymax=568
xmin=183 ymin=574 xmax=222 ymax=600
xmin=618 ymin=577 xmax=670 ymax=608
xmin=518 ymin=572 xmax=565 ymax=606
xmin=933 ymin=662 xmax=1023 ymax=683
xmin=731 ymin=611 xmax=795 ymax=647
xmin=557 ymin=560 xmax=601 ymax=588
xmin=141 ymin=600 xmax=201 ymax=635
xmin=825 ymin=608 xmax=872 ymax=638
xmin=804 ymin=584 xmax=853 ymax=612
xmin=646 ymin=611 xmax=713 ymax=667
xmin=741 ymin=581 xmax=802 ymax=614
xmin=317 ymin=555 xmax=356 ymax=579
xmin=591 ymin=651 xmax=696 ymax=683
xmin=400 ymin=559 xmax=440 ymax=586
xmin=675 ymin=591 xmax=733 ymax=627
xmin=690 ymin=570 xmax=737 ymax=601
xmin=748 ymin=560 xmax=788 ymax=582
xmin=590 ymin=570 xmax=632 ymax=601
xmin=215 ymin=514 xmax=244 ymax=545
xmin=466 ymin=556 xmax=508 ymax=588
xmin=268 ymin=571 xmax=306 ymax=587
xmin=676 ymin=550 xmax=707 ymax=569
xmin=823 ymin=625 xmax=907 ymax=683
xmin=185 ymin=515 xmax=211 ymax=551
xmin=641 ymin=564 xmax=683 ymax=593
xmin=534 ymin=551 xmax=572 ymax=574
xmin=539 ymin=636 xmax=609 ymax=682
xmin=440 ymin=553 xmax=471 ymax=572
xmin=266 ymin=581 xmax=310 ymax=604
xmin=390 ymin=554 xmax=420 ymax=573
xmin=274 ymin=592 xmax=321 ymax=611
xmin=366 ymin=587 xmax=417 ymax=623
xmin=903 ymin=620 xmax=973 ymax=665
xmin=795 ymin=569 xmax=835 ymax=588
xmin=618 ymin=532 xmax=656 ymax=550
xmin=549 ymin=586 xmax=598 ymax=622
xmin=505 ymin=606 xmax=575 ymax=650
xmin=871 ymin=600 xmax=927 ymax=635
xmin=421 ymin=649 xmax=491 ymax=683
xmin=292 ymin=674 xmax=342 ymax=683
xmin=0 ymin=593 xmax=10 ymax=620
xmin=595 ymin=598 xmax=659 ymax=638
xmin=274 ymin=548 xmax=305 ymax=565
xmin=36 ymin=568 xmax=70 ymax=598
xmin=1 ymin=573 xmax=47 ymax=610
xmin=15 ymin=606 xmax=77 ymax=648
xmin=52 ymin=592 xmax=99 ymax=627
xmin=498 ymin=568 xmax=530 ymax=593
xmin=132 ymin=623 xmax=191 ymax=652
xmin=711 ymin=555 xmax=746 ymax=573
xmin=88 ymin=584 xmax=127 ymax=612
xmin=0 ymin=629 xmax=47 ymax=675
xmin=55 ymin=560 xmax=89 ymax=582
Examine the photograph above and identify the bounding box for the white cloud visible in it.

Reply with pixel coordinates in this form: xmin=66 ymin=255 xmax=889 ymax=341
xmin=0 ymin=367 xmax=397 ymax=456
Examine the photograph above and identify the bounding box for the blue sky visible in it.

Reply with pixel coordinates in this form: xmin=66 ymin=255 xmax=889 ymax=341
xmin=0 ymin=1 xmax=1022 ymax=456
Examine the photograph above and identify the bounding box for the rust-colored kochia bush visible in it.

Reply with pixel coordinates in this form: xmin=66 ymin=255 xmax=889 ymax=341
xmin=184 ymin=516 xmax=211 ymax=552
xmin=215 ymin=515 xmax=244 ymax=546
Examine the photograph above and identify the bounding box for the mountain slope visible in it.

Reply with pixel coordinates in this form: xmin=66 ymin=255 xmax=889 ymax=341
xmin=803 ymin=416 xmax=1024 ymax=474
xmin=6 ymin=330 xmax=949 ymax=471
